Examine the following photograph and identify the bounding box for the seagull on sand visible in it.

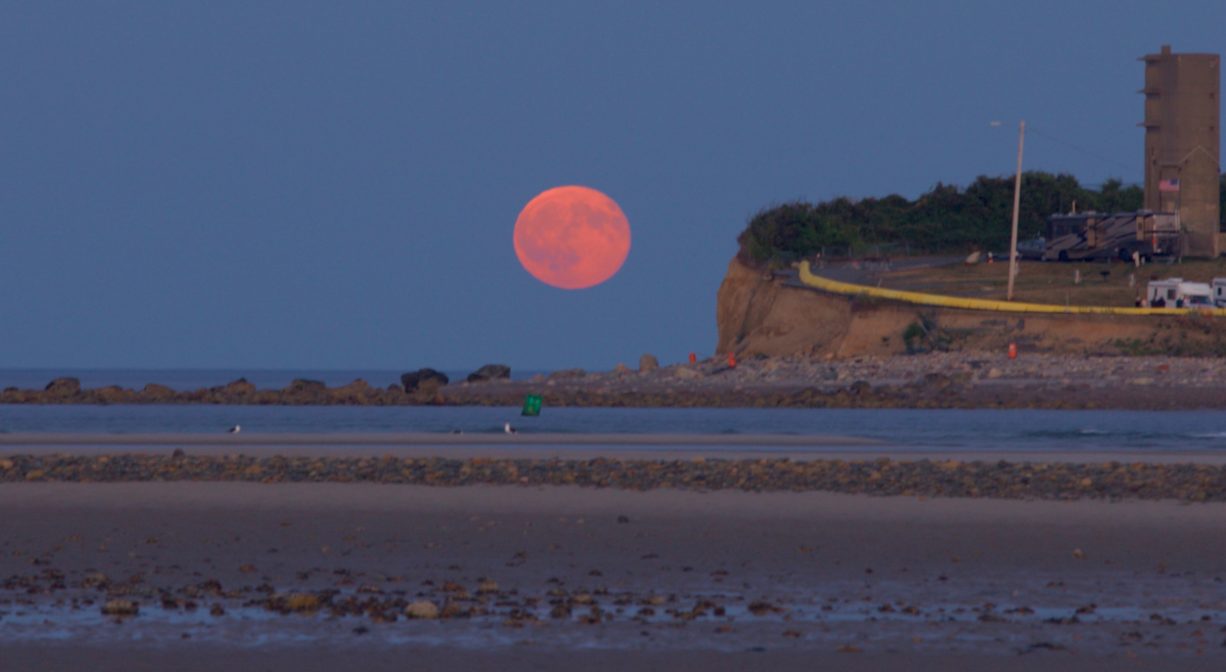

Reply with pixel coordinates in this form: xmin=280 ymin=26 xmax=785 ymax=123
xmin=503 ymin=422 xmax=517 ymax=435
xmin=227 ymin=425 xmax=241 ymax=434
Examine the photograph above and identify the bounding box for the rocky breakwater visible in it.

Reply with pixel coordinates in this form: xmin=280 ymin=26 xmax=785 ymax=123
xmin=6 ymin=354 xmax=1226 ymax=409
xmin=0 ymin=376 xmax=437 ymax=406
xmin=465 ymin=364 xmax=510 ymax=383
xmin=0 ymin=363 xmax=516 ymax=407
xmin=439 ymin=352 xmax=1226 ymax=410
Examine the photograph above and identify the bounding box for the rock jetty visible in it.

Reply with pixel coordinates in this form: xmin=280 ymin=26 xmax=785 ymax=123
xmin=400 ymin=369 xmax=449 ymax=393
xmin=4 ymin=353 xmax=1226 ymax=409
xmin=465 ymin=364 xmax=510 ymax=383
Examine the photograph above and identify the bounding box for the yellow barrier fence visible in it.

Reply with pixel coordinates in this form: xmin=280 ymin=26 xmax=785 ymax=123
xmin=797 ymin=262 xmax=1226 ymax=317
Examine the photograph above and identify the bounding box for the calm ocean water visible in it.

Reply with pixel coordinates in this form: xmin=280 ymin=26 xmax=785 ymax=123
xmin=3 ymin=369 xmax=1225 ymax=453
xmin=1 ymin=404 xmax=1225 ymax=453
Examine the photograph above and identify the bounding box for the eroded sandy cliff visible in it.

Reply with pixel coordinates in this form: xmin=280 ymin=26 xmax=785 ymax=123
xmin=715 ymin=257 xmax=1226 ymax=359
xmin=716 ymin=258 xmax=852 ymax=357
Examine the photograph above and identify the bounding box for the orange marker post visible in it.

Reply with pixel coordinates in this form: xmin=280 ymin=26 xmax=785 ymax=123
xmin=1007 ymin=343 xmax=1018 ymax=360
xmin=688 ymin=352 xmax=697 ymax=365
xmin=727 ymin=352 xmax=737 ymax=368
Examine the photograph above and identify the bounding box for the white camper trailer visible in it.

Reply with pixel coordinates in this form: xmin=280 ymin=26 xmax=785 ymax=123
xmin=1147 ymin=278 xmax=1213 ymax=308
xmin=1212 ymin=278 xmax=1226 ymax=308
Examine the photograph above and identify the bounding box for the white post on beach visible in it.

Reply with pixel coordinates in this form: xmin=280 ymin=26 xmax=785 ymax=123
xmin=1007 ymin=120 xmax=1025 ymax=301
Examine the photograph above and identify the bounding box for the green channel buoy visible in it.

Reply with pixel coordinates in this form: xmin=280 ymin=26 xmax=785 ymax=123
xmin=521 ymin=394 xmax=542 ymax=417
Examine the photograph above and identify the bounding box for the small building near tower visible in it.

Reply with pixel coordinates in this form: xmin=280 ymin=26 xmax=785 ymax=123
xmin=1139 ymin=44 xmax=1220 ymax=257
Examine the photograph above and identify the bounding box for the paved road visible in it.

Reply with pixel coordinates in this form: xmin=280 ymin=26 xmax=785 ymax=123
xmin=778 ymin=255 xmax=963 ymax=287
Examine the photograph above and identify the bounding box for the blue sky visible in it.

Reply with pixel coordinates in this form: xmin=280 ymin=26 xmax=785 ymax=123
xmin=1 ymin=1 xmax=1223 ymax=371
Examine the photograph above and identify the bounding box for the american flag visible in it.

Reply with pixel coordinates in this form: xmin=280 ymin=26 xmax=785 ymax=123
xmin=1158 ymin=178 xmax=1181 ymax=192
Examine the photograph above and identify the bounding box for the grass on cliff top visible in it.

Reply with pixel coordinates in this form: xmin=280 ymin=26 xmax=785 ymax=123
xmin=873 ymin=257 xmax=1226 ymax=307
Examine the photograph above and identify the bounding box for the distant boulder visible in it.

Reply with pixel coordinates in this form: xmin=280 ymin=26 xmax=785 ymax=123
xmin=466 ymin=364 xmax=510 ymax=383
xmin=330 ymin=379 xmax=374 ymax=405
xmin=401 ymin=368 xmax=450 ymax=392
xmin=139 ymin=383 xmax=177 ymax=402
xmin=219 ymin=378 xmax=256 ymax=397
xmin=283 ymin=379 xmax=327 ymax=395
xmin=331 ymin=379 xmax=370 ymax=394
xmin=639 ymin=354 xmax=660 ymax=372
xmin=44 ymin=377 xmax=81 ymax=398
xmin=91 ymin=385 xmax=133 ymax=404
xmin=281 ymin=379 xmax=328 ymax=403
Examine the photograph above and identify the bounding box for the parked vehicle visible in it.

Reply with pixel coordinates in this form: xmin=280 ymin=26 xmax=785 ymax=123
xmin=1043 ymin=211 xmax=1181 ymax=262
xmin=1146 ymin=278 xmax=1213 ymax=308
xmin=1212 ymin=278 xmax=1226 ymax=307
xmin=1015 ymin=236 xmax=1045 ymax=260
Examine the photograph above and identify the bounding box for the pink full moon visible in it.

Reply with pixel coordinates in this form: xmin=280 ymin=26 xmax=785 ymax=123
xmin=513 ymin=185 xmax=631 ymax=290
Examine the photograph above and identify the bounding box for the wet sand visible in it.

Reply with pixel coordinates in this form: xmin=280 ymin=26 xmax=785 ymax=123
xmin=2 ymin=481 xmax=1225 ymax=670
xmin=0 ymin=432 xmax=880 ymax=447
xmin=3 ymin=432 xmax=1226 ymax=464
xmin=6 ymin=645 xmax=1223 ymax=672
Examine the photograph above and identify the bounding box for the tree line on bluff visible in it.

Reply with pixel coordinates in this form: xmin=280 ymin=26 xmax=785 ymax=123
xmin=738 ymin=172 xmax=1226 ymax=267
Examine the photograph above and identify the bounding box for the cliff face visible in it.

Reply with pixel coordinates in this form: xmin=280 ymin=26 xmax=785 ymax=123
xmin=715 ymin=256 xmax=1226 ymax=359
xmin=715 ymin=257 xmax=923 ymax=358
xmin=716 ymin=258 xmax=857 ymax=357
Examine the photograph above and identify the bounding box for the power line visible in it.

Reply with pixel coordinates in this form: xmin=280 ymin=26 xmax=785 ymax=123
xmin=1027 ymin=126 xmax=1137 ymax=176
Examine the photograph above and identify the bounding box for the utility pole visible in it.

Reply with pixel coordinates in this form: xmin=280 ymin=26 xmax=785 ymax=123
xmin=1007 ymin=120 xmax=1025 ymax=301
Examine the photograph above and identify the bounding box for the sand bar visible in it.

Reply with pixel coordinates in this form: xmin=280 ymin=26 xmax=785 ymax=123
xmin=0 ymin=431 xmax=880 ymax=447
xmin=4 ymin=431 xmax=1226 ymax=464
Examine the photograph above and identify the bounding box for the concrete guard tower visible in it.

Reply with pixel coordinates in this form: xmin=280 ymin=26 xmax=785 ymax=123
xmin=1139 ymin=45 xmax=1220 ymax=257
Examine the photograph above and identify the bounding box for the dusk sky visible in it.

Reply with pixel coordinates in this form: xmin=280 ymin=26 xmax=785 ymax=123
xmin=2 ymin=1 xmax=1223 ymax=372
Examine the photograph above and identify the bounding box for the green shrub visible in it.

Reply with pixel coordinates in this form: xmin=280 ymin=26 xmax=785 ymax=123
xmin=737 ymin=172 xmax=1150 ymax=267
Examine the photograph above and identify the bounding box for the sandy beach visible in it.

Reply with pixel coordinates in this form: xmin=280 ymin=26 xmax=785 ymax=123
xmin=6 ymin=431 xmax=1226 ymax=466
xmin=3 ymin=450 xmax=1226 ymax=670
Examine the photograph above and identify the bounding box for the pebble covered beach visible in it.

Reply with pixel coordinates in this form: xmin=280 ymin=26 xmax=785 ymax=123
xmin=2 ymin=452 xmax=1226 ymax=502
